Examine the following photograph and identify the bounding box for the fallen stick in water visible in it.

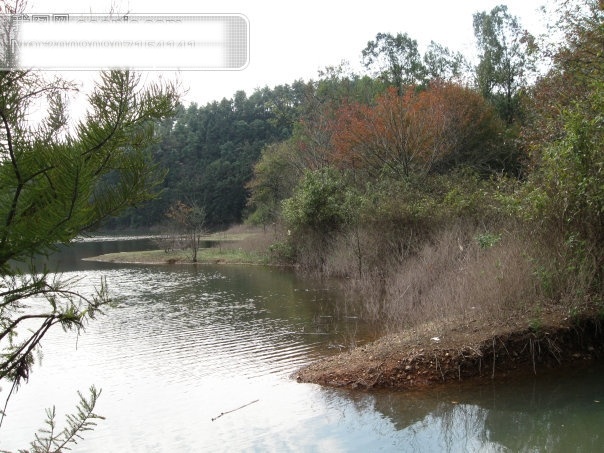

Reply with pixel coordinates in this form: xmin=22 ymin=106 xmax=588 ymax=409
xmin=211 ymin=399 xmax=260 ymax=421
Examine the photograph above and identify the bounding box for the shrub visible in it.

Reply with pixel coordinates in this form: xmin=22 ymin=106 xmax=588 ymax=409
xmin=282 ymin=167 xmax=352 ymax=235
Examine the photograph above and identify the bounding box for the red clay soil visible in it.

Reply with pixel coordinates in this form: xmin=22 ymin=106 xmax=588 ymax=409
xmin=294 ymin=308 xmax=604 ymax=390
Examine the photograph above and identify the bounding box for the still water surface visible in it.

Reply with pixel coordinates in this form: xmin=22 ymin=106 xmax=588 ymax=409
xmin=1 ymin=239 xmax=603 ymax=452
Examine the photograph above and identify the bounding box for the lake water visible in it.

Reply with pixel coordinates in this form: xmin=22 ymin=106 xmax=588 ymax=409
xmin=1 ymin=239 xmax=603 ymax=452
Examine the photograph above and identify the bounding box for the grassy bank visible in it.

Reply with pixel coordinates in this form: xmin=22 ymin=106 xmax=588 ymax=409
xmin=84 ymin=247 xmax=268 ymax=265
xmin=85 ymin=226 xmax=275 ymax=265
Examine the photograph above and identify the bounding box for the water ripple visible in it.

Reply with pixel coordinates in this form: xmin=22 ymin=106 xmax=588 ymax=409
xmin=1 ymin=261 xmax=373 ymax=452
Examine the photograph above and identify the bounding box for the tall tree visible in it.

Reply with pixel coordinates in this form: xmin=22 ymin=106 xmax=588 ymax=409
xmin=473 ymin=4 xmax=536 ymax=124
xmin=362 ymin=32 xmax=426 ymax=92
xmin=423 ymin=41 xmax=466 ymax=83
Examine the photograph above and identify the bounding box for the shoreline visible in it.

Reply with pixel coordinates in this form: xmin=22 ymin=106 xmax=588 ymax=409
xmin=83 ymin=247 xmax=270 ymax=266
xmin=83 ymin=249 xmax=603 ymax=391
xmin=294 ymin=309 xmax=603 ymax=390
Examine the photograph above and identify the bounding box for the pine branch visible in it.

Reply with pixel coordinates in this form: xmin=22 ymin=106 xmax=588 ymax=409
xmin=12 ymin=386 xmax=106 ymax=453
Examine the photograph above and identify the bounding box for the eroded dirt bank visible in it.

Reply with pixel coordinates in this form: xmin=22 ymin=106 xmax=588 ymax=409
xmin=295 ymin=311 xmax=603 ymax=390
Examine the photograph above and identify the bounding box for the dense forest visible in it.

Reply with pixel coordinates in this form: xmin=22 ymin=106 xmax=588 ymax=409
xmin=109 ymin=1 xmax=601 ymax=325
xmin=103 ymin=82 xmax=309 ymax=229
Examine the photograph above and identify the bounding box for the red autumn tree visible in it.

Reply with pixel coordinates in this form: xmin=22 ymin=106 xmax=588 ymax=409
xmin=331 ymin=87 xmax=429 ymax=179
xmin=330 ymin=83 xmax=505 ymax=179
xmin=414 ymin=81 xmax=505 ymax=173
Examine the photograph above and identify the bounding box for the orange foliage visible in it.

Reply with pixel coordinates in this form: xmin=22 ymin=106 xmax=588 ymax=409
xmin=330 ymin=83 xmax=502 ymax=177
xmin=331 ymin=87 xmax=425 ymax=178
xmin=416 ymin=81 xmax=503 ymax=171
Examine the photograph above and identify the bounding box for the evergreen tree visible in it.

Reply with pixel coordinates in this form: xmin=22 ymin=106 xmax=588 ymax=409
xmin=0 ymin=68 xmax=177 ymax=445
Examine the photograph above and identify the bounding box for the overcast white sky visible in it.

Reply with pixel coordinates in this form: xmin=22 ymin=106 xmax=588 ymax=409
xmin=18 ymin=0 xmax=549 ymax=106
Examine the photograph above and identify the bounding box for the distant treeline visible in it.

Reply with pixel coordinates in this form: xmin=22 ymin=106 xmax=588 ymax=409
xmin=104 ymin=82 xmax=309 ymax=229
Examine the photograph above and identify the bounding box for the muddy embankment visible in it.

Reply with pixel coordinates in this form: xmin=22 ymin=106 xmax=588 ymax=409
xmin=295 ymin=313 xmax=604 ymax=390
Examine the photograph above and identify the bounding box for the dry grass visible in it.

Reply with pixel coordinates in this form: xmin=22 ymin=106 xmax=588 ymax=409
xmin=87 ymin=224 xmax=279 ymax=265
xmin=328 ymin=222 xmax=547 ymax=334
xmin=84 ymin=247 xmax=267 ymax=265
xmin=385 ymin=226 xmax=539 ymax=327
xmin=218 ymin=225 xmax=277 ymax=254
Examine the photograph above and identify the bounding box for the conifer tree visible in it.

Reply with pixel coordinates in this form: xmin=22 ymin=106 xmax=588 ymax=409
xmin=0 ymin=67 xmax=177 ymax=448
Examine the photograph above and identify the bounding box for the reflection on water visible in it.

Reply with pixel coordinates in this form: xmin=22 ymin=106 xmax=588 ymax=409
xmin=1 ymin=239 xmax=603 ymax=452
xmin=364 ymin=365 xmax=604 ymax=452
